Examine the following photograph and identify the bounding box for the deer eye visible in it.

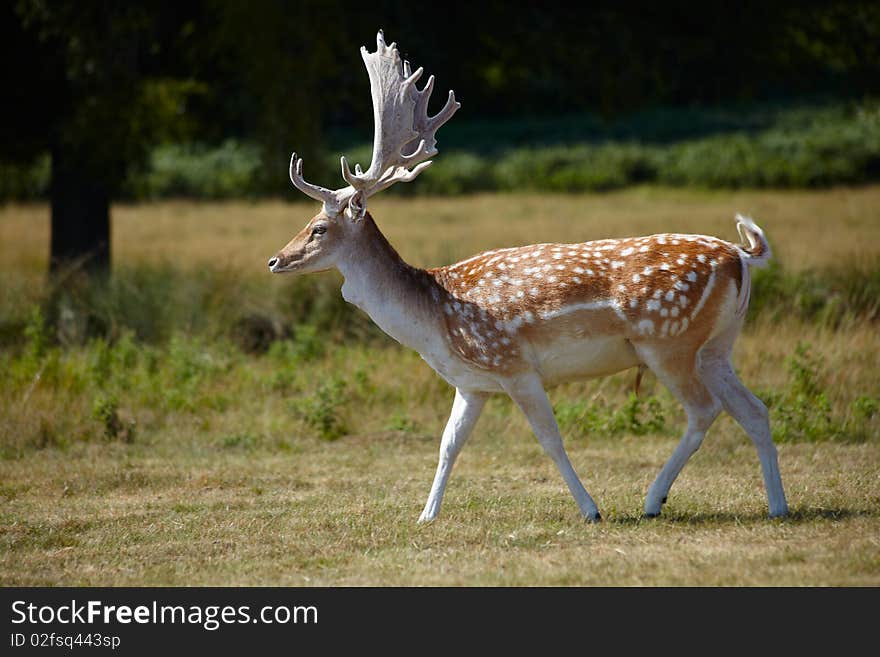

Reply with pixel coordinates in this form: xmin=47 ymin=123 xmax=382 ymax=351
xmin=312 ymin=225 xmax=327 ymax=236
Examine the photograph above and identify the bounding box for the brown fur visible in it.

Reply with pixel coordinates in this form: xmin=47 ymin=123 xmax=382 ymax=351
xmin=423 ymin=233 xmax=747 ymax=372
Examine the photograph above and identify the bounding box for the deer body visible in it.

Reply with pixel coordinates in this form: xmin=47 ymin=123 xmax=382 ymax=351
xmin=270 ymin=31 xmax=788 ymax=522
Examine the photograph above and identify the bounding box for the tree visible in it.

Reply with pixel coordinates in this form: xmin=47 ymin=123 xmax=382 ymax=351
xmin=1 ymin=2 xmax=205 ymax=276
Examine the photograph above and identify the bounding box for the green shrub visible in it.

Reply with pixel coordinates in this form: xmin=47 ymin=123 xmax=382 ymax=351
xmin=384 ymin=412 xmax=420 ymax=434
xmin=763 ymin=343 xmax=875 ymax=443
xmin=126 ymin=140 xmax=262 ymax=199
xmin=749 ymin=259 xmax=880 ymax=327
xmin=289 ymin=378 xmax=349 ymax=440
xmin=0 ymin=155 xmax=50 ymax=201
xmin=554 ymin=392 xmax=669 ymax=439
xmin=6 ymin=100 xmax=880 ymax=200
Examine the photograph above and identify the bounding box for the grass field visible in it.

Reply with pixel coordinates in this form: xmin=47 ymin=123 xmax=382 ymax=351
xmin=1 ymin=187 xmax=879 ymax=585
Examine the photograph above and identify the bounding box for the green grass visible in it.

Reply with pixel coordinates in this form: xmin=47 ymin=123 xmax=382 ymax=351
xmin=1 ymin=190 xmax=879 ymax=585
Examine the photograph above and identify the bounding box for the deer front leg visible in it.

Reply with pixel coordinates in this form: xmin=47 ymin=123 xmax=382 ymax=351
xmin=503 ymin=372 xmax=601 ymax=522
xmin=418 ymin=389 xmax=488 ymax=523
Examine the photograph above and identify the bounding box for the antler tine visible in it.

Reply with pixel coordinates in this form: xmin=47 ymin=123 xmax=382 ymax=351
xmin=340 ymin=30 xmax=460 ymax=198
xmin=289 ymin=153 xmax=339 ymax=207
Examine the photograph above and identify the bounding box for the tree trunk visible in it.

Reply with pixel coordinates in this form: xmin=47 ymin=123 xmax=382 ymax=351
xmin=49 ymin=143 xmax=111 ymax=276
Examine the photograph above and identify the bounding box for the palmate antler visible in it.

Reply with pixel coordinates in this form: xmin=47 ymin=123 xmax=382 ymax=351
xmin=289 ymin=30 xmax=460 ymax=212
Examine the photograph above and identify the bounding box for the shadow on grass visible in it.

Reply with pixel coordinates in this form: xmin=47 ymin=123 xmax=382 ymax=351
xmin=607 ymin=506 xmax=878 ymax=526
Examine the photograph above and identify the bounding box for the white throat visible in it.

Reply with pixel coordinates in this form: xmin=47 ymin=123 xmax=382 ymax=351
xmin=336 ymin=255 xmax=439 ymax=357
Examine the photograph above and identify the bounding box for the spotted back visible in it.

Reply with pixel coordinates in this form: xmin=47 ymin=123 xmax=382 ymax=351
xmin=427 ymin=233 xmax=744 ymax=371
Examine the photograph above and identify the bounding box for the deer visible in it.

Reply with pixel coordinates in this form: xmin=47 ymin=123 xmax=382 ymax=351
xmin=268 ymin=30 xmax=788 ymax=523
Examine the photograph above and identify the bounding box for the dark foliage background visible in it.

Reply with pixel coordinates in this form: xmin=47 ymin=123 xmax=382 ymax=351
xmin=1 ymin=1 xmax=879 ymax=270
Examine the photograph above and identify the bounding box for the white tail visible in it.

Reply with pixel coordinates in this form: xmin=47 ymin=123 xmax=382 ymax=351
xmin=269 ymin=31 xmax=788 ymax=523
xmin=736 ymin=214 xmax=772 ymax=268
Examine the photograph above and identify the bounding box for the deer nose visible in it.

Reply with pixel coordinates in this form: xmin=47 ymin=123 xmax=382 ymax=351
xmin=268 ymin=257 xmax=279 ymax=270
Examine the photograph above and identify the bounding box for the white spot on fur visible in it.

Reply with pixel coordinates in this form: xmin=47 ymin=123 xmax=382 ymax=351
xmin=690 ymin=270 xmax=716 ymax=320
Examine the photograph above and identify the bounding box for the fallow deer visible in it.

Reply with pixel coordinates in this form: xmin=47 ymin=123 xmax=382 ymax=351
xmin=269 ymin=31 xmax=788 ymax=522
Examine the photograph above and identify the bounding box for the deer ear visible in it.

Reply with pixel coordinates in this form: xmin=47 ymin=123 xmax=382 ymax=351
xmin=347 ymin=190 xmax=367 ymax=221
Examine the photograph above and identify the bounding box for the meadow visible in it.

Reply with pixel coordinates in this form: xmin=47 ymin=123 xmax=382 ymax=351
xmin=1 ymin=187 xmax=878 ymax=585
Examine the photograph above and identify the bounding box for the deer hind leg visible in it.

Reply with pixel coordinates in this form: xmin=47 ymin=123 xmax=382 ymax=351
xmin=418 ymin=389 xmax=488 ymax=523
xmin=634 ymin=343 xmax=722 ymax=517
xmin=699 ymin=354 xmax=788 ymax=518
xmin=503 ymin=372 xmax=601 ymax=521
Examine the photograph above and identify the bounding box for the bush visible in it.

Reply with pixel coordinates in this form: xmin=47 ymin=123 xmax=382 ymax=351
xmin=749 ymin=259 xmax=880 ymax=327
xmin=762 ymin=343 xmax=877 ymax=443
xmin=554 ymin=392 xmax=669 ymax=439
xmin=290 ymin=378 xmax=349 ymax=440
xmin=125 ymin=140 xmax=262 ymax=199
xmin=4 ymin=100 xmax=880 ymax=200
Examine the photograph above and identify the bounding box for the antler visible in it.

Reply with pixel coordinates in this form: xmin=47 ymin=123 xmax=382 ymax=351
xmin=289 ymin=153 xmax=338 ymax=206
xmin=288 ymin=30 xmax=459 ymax=210
xmin=341 ymin=30 xmax=460 ymax=197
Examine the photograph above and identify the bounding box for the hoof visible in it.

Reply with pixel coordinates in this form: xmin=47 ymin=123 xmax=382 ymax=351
xmin=643 ymin=511 xmax=660 ymax=519
xmin=585 ymin=512 xmax=602 ymax=523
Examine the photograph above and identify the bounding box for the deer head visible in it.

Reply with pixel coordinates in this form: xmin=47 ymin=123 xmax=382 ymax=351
xmin=268 ymin=30 xmax=460 ymax=274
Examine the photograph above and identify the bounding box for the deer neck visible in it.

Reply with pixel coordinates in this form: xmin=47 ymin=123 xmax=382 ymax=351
xmin=336 ymin=213 xmax=441 ymax=355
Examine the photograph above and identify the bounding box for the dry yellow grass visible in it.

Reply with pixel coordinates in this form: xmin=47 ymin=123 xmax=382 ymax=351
xmin=3 ymin=186 xmax=880 ymax=277
xmin=1 ymin=190 xmax=878 ymax=586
